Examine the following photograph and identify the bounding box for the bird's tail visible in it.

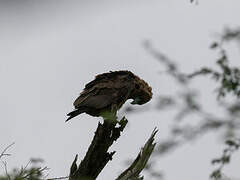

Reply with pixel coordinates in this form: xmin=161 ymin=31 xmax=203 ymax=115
xmin=66 ymin=109 xmax=85 ymax=122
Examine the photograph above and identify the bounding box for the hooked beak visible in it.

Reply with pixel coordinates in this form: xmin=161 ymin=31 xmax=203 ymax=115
xmin=131 ymin=97 xmax=141 ymax=105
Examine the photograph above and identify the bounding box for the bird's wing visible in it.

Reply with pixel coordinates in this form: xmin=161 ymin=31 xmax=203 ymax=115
xmin=74 ymin=87 xmax=130 ymax=110
xmin=84 ymin=71 xmax=134 ymax=90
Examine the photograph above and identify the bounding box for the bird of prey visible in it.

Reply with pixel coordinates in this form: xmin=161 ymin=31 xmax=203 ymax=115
xmin=66 ymin=70 xmax=152 ymax=122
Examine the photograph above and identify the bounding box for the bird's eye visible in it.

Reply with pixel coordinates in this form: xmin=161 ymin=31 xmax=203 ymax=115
xmin=135 ymin=84 xmax=140 ymax=89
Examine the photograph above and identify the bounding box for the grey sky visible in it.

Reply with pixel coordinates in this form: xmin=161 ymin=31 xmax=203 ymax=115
xmin=1 ymin=0 xmax=240 ymax=179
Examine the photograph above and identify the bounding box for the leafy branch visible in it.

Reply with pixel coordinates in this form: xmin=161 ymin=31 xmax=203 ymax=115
xmin=189 ymin=28 xmax=240 ymax=99
xmin=210 ymin=139 xmax=240 ymax=180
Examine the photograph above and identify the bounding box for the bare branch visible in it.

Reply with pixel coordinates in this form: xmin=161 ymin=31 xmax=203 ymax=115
xmin=1 ymin=161 xmax=11 ymax=180
xmin=46 ymin=177 xmax=69 ymax=180
xmin=0 ymin=142 xmax=15 ymax=159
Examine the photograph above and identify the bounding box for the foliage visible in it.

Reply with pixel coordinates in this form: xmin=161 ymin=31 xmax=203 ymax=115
xmin=189 ymin=29 xmax=240 ymax=98
xmin=136 ymin=27 xmax=240 ymax=179
xmin=210 ymin=139 xmax=240 ymax=180
xmin=0 ymin=158 xmax=47 ymax=180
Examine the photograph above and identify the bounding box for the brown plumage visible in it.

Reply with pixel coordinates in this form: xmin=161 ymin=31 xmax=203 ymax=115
xmin=66 ymin=70 xmax=152 ymax=122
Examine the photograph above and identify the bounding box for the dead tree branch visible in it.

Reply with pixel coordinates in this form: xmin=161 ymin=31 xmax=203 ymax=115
xmin=116 ymin=128 xmax=158 ymax=180
xmin=69 ymin=116 xmax=128 ymax=180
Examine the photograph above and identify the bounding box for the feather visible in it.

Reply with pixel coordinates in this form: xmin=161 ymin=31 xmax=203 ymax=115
xmin=66 ymin=70 xmax=152 ymax=121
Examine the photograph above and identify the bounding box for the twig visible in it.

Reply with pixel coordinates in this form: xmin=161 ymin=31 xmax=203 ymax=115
xmin=2 ymin=161 xmax=11 ymax=180
xmin=210 ymin=139 xmax=240 ymax=179
xmin=0 ymin=143 xmax=15 ymax=180
xmin=46 ymin=176 xmax=69 ymax=180
xmin=0 ymin=142 xmax=15 ymax=159
xmin=20 ymin=166 xmax=49 ymax=179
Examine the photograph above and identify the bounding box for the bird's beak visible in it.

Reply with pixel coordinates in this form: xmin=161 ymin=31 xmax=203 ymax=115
xmin=131 ymin=97 xmax=141 ymax=105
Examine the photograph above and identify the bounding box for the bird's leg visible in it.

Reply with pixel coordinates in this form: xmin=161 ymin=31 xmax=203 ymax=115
xmin=100 ymin=104 xmax=118 ymax=124
xmin=100 ymin=108 xmax=117 ymax=123
xmin=111 ymin=104 xmax=118 ymax=117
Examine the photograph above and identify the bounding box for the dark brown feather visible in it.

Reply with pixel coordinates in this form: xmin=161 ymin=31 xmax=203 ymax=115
xmin=66 ymin=70 xmax=152 ymax=121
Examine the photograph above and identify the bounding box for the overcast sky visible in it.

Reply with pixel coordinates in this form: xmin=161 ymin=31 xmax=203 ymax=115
xmin=1 ymin=0 xmax=240 ymax=179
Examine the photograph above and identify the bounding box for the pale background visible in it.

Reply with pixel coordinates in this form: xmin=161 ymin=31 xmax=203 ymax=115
xmin=0 ymin=0 xmax=240 ymax=179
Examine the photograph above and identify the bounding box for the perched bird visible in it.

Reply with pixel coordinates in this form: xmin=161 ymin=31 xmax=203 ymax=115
xmin=66 ymin=70 xmax=152 ymax=122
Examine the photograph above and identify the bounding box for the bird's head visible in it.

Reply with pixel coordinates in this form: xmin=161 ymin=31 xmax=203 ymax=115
xmin=130 ymin=76 xmax=152 ymax=105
